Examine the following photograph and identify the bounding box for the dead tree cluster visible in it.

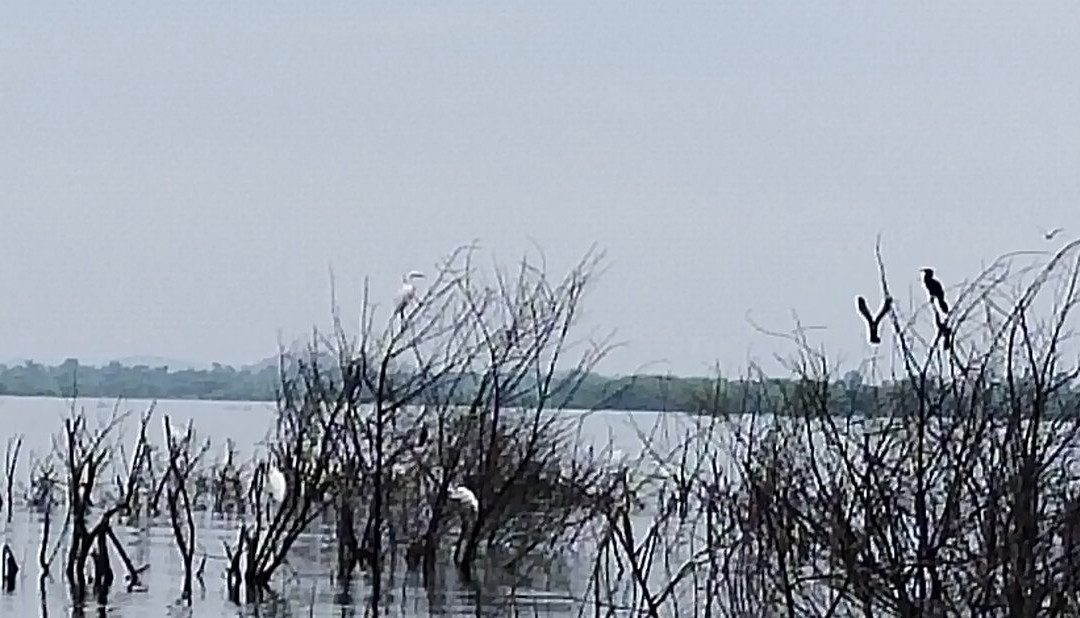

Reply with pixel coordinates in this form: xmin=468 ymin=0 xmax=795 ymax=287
xmin=0 ymin=243 xmax=640 ymax=614
xmin=214 ymin=244 xmax=620 ymax=613
xmin=305 ymin=245 xmax=620 ymax=613
xmin=162 ymin=415 xmax=210 ymax=602
xmin=59 ymin=405 xmax=153 ymax=603
xmin=221 ymin=353 xmax=344 ymax=604
xmin=588 ymin=237 xmax=1080 ymax=618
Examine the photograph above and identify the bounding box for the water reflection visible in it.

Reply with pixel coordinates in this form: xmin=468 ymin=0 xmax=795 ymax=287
xmin=2 ymin=504 xmax=584 ymax=616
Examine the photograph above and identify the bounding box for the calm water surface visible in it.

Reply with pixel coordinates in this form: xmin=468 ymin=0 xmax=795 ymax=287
xmin=0 ymin=396 xmax=695 ymax=617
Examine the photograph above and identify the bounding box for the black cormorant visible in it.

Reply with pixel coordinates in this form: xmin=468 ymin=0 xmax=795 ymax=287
xmin=921 ymin=268 xmax=949 ymax=313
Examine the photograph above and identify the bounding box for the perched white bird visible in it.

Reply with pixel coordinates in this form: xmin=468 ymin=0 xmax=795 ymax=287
xmin=448 ymin=485 xmax=479 ymax=514
xmin=78 ymin=463 xmax=91 ymax=490
xmin=447 ymin=484 xmax=479 ymax=565
xmin=75 ymin=463 xmax=94 ymax=508
xmin=394 ymin=271 xmax=426 ymax=317
xmin=266 ymin=464 xmax=287 ymax=503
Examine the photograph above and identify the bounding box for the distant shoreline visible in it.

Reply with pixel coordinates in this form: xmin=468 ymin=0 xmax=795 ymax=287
xmin=0 ymin=392 xmax=276 ymax=405
xmin=0 ymin=359 xmax=717 ymax=414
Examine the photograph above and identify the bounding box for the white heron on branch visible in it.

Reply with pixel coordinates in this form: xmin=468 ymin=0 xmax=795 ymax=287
xmin=266 ymin=463 xmax=287 ymax=503
xmin=394 ymin=270 xmax=426 ymax=318
xmin=448 ymin=485 xmax=479 ymax=566
xmin=448 ymin=485 xmax=479 ymax=514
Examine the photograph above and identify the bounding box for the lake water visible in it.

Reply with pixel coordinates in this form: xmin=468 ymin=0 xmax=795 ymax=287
xmin=0 ymin=395 xmax=699 ymax=617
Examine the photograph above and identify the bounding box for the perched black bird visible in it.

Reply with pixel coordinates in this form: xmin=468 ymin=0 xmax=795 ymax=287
xmin=856 ymin=295 xmax=892 ymax=344
xmin=921 ymin=268 xmax=949 ymax=313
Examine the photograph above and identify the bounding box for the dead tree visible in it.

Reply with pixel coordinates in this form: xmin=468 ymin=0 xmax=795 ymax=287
xmin=212 ymin=438 xmax=246 ymax=515
xmin=584 ymin=237 xmax=1080 ymax=617
xmin=346 ymin=255 xmax=480 ymax=611
xmin=301 ymin=244 xmax=619 ymax=617
xmin=3 ymin=435 xmax=21 ymax=523
xmin=59 ymin=403 xmax=152 ymax=601
xmin=29 ymin=457 xmax=63 ymax=587
xmin=582 ymin=400 xmax=739 ymax=618
xmin=162 ymin=415 xmax=210 ymax=602
xmin=444 ymin=247 xmax=615 ymax=584
xmin=647 ymin=237 xmax=1080 ymax=617
xmin=222 ymin=348 xmax=345 ymax=603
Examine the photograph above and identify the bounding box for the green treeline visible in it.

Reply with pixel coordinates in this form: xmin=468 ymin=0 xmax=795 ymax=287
xmin=0 ymin=358 xmax=721 ymax=412
xmin=1 ymin=360 xmax=1075 ymax=416
xmin=0 ymin=359 xmax=280 ymax=402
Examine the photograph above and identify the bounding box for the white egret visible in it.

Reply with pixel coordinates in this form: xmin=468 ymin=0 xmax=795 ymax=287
xmin=266 ymin=463 xmax=288 ymax=503
xmin=394 ymin=271 xmax=426 ymax=317
xmin=75 ymin=462 xmax=95 ymax=509
xmin=448 ymin=485 xmax=479 ymax=514
xmin=448 ymin=485 xmax=479 ymax=565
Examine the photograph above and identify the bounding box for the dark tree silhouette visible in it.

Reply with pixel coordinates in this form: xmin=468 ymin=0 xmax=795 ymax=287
xmin=1 ymin=544 xmax=17 ymax=592
xmin=856 ymin=295 xmax=892 ymax=344
xmin=597 ymin=236 xmax=1080 ymax=617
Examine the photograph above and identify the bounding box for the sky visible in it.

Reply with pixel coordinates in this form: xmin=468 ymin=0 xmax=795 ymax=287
xmin=2 ymin=2 xmax=1079 ymax=377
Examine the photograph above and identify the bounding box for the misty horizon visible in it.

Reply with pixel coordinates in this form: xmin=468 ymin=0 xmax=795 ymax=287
xmin=3 ymin=3 xmax=1078 ymax=378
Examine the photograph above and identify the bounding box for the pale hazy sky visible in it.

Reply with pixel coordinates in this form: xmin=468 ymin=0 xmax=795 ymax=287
xmin=2 ymin=2 xmax=1078 ymax=376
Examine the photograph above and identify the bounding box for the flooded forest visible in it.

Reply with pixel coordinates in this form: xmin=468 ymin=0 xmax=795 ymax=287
xmin=4 ymin=242 xmax=1080 ymax=617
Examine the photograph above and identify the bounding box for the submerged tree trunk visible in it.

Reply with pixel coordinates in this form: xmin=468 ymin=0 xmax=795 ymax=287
xmin=336 ymin=492 xmax=358 ymax=582
xmin=66 ymin=507 xmax=88 ymax=599
xmin=91 ymin=530 xmax=113 ymax=604
xmin=2 ymin=543 xmax=18 ymax=592
xmin=225 ymin=527 xmax=246 ymax=604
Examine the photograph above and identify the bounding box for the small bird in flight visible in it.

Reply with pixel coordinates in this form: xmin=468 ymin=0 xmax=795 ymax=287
xmin=856 ymin=295 xmax=892 ymax=344
xmin=1042 ymin=226 xmax=1064 ymax=241
xmin=921 ymin=268 xmax=949 ymax=314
